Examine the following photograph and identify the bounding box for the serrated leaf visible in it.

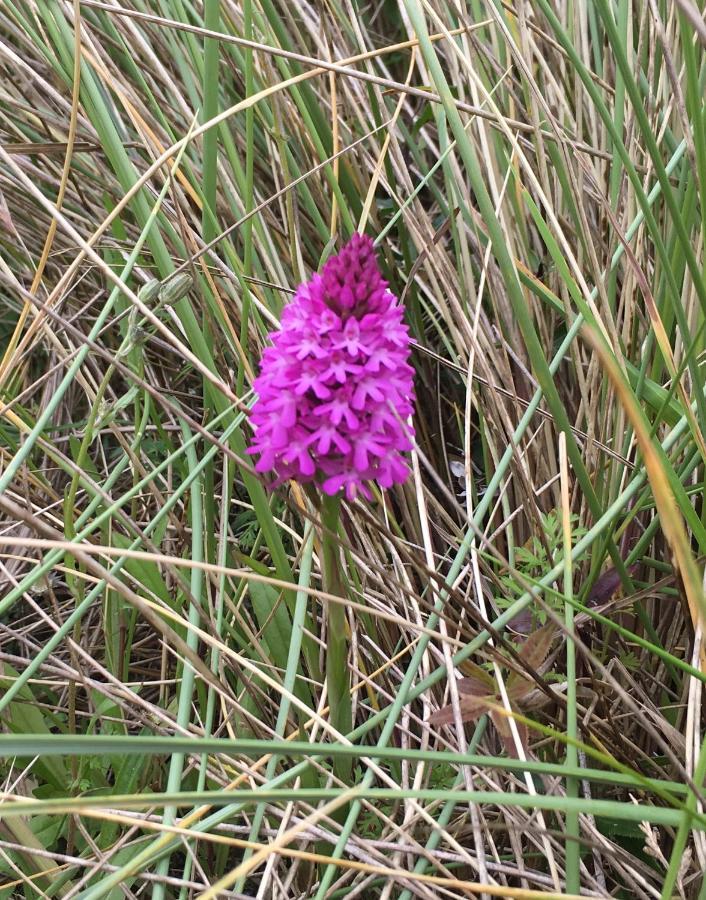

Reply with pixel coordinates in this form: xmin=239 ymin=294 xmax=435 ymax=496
xmin=428 ymin=695 xmax=489 ymax=726
xmin=490 ymin=709 xmax=528 ymax=759
xmin=595 ymin=816 xmax=646 ymax=840
xmin=456 ymin=662 xmax=495 ymax=695
xmin=506 ymin=625 xmax=555 ymax=700
xmin=519 ymin=623 xmax=556 ymax=672
xmin=516 ymin=547 xmax=542 ymax=566
xmin=457 ymin=678 xmax=495 ymax=698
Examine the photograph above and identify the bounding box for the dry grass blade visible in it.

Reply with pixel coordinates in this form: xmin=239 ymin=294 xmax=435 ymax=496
xmin=583 ymin=325 xmax=706 ymax=661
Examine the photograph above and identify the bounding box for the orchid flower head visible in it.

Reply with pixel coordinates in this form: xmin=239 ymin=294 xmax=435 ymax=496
xmin=247 ymin=234 xmax=415 ymax=500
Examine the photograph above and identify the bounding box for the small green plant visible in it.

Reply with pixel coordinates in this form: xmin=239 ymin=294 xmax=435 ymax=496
xmin=498 ymin=509 xmax=587 ymax=626
xmin=620 ymin=649 xmax=640 ymax=671
xmin=232 ymin=506 xmax=261 ymax=554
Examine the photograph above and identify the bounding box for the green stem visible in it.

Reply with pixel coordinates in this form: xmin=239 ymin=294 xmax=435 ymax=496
xmin=236 ymin=0 xmax=254 ymax=396
xmin=152 ymin=419 xmax=204 ymax=899
xmin=662 ymin=729 xmax=706 ymax=899
xmin=562 ymin=470 xmax=580 ymax=892
xmin=201 ymin=0 xmax=219 ymax=245
xmin=321 ymin=494 xmax=352 ymax=783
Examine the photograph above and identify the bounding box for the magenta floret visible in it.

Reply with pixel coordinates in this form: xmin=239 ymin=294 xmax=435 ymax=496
xmin=247 ymin=234 xmax=415 ymax=500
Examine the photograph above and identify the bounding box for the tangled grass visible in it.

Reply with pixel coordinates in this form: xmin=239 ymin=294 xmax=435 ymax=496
xmin=1 ymin=0 xmax=706 ymax=896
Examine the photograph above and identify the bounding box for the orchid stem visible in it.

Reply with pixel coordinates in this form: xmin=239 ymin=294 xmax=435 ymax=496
xmin=321 ymin=493 xmax=352 ymax=783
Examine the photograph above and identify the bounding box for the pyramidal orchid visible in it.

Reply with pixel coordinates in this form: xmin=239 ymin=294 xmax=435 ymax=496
xmin=247 ymin=233 xmax=415 ymax=500
xmin=247 ymin=235 xmax=415 ymax=772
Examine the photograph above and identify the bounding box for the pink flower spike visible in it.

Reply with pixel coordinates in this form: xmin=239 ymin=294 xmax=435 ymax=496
xmin=247 ymin=234 xmax=415 ymax=497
